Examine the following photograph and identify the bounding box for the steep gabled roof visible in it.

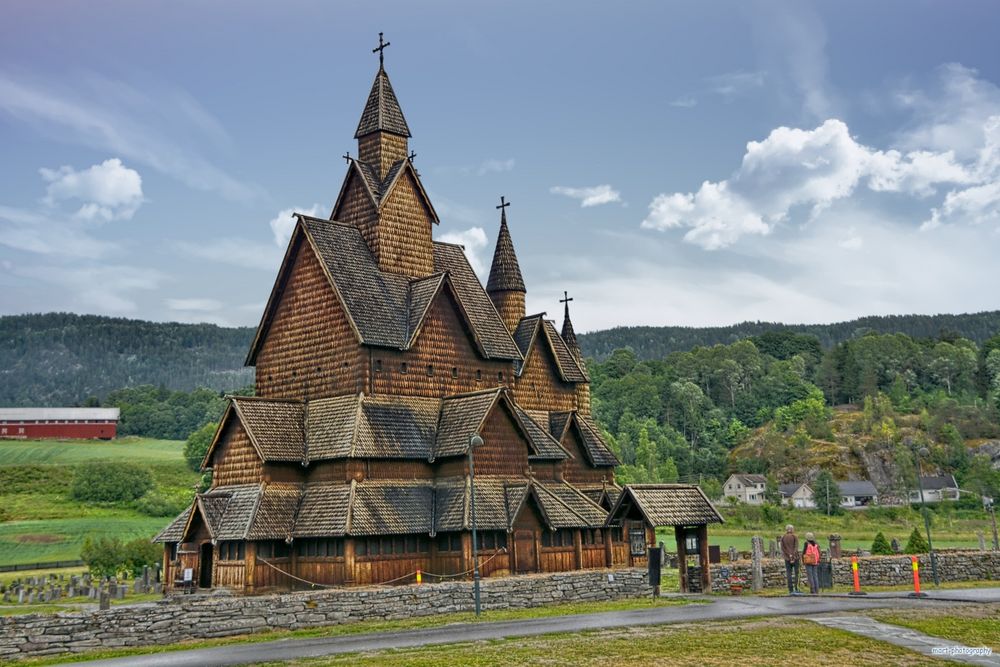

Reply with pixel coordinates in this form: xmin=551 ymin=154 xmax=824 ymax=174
xmin=230 ymin=396 xmax=304 ymax=462
xmin=435 ymin=388 xmax=503 ymax=459
xmin=607 ymin=484 xmax=724 ymax=527
xmin=550 ymin=411 xmax=619 ymax=467
xmin=512 ymin=314 xmax=588 ymax=383
xmin=520 ymin=480 xmax=608 ymax=529
xmin=152 ymin=505 xmax=193 ymax=543
xmin=511 ymin=405 xmax=570 ymax=460
xmin=486 ymin=210 xmax=525 ymax=294
xmin=246 ymin=218 xmax=520 ymax=365
xmin=332 ymin=159 xmax=440 ymax=225
xmin=355 ymin=67 xmax=411 ymax=138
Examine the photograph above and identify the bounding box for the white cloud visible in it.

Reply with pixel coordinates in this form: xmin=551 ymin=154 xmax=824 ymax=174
xmin=269 ymin=204 xmax=323 ymax=247
xmin=550 ymin=185 xmax=621 ymax=208
xmin=437 ymin=226 xmax=489 ymax=276
xmin=166 ymin=298 xmax=222 ymax=312
xmin=0 ymin=71 xmax=257 ymax=201
xmin=478 ymin=158 xmax=515 ymax=175
xmin=642 ymin=118 xmax=985 ymax=249
xmin=670 ymin=96 xmax=697 ymax=109
xmin=670 ymin=71 xmax=765 ymax=109
xmin=39 ymin=158 xmax=144 ymax=221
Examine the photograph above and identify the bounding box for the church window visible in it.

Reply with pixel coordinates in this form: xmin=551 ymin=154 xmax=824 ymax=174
xmin=476 ymin=370 xmax=482 ymax=381
xmin=451 ymin=367 xmax=458 ymax=379
xmin=219 ymin=541 xmax=245 ymax=561
xmin=426 ymin=364 xmax=434 ymax=376
xmin=498 ymin=371 xmax=504 ymax=382
xmin=259 ymin=540 xmax=292 ymax=558
xmin=400 ymin=362 xmax=408 ymax=374
xmin=375 ymin=359 xmax=382 ymax=372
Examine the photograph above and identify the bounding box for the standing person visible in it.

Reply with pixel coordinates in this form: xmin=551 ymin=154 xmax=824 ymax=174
xmin=780 ymin=524 xmax=800 ymax=594
xmin=802 ymin=532 xmax=821 ymax=595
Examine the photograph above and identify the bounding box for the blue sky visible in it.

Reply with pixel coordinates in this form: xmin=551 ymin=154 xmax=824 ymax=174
xmin=1 ymin=1 xmax=999 ymax=332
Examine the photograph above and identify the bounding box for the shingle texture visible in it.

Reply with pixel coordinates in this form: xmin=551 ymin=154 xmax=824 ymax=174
xmin=532 ymin=481 xmax=608 ymax=528
xmin=355 ymin=68 xmax=411 ymax=138
xmin=608 ymin=485 xmax=724 ymax=527
xmin=293 ymin=483 xmax=352 ymax=537
xmin=486 ymin=213 xmax=525 ymax=293
xmin=306 ymin=395 xmax=362 ymax=461
xmin=247 ymin=484 xmax=302 ymax=540
xmin=349 ymin=481 xmax=434 ymax=536
xmin=573 ymin=414 xmax=620 ymax=467
xmin=232 ymin=397 xmax=304 ymax=462
xmin=355 ymin=395 xmax=439 ymax=459
xmin=541 ymin=320 xmax=588 ymax=382
xmin=153 ymin=506 xmax=192 ymax=543
xmin=512 ymin=405 xmax=569 ymax=460
xmin=435 ymin=389 xmax=500 ymax=458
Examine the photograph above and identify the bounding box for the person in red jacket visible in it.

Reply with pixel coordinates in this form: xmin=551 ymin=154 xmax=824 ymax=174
xmin=802 ymin=532 xmax=821 ymax=595
xmin=780 ymin=524 xmax=800 ymax=595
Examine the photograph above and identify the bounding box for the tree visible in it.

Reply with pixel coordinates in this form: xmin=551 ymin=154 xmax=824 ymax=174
xmin=764 ymin=474 xmax=782 ymax=505
xmin=813 ymin=470 xmax=842 ymax=516
xmin=81 ymin=536 xmax=124 ymax=578
xmin=70 ymin=462 xmax=153 ymax=503
xmin=183 ymin=421 xmax=218 ymax=472
xmin=871 ymin=532 xmax=894 ymax=555
xmin=904 ymin=527 xmax=929 ymax=554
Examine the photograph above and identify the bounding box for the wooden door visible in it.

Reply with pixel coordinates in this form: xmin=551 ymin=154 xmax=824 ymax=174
xmin=199 ymin=543 xmax=213 ymax=588
xmin=514 ymin=529 xmax=536 ymax=573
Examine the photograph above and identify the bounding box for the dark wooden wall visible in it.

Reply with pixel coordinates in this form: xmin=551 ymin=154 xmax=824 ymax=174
xmin=559 ymin=425 xmax=607 ymax=484
xmin=512 ymin=336 xmax=578 ymax=413
xmin=211 ymin=419 xmax=263 ymax=486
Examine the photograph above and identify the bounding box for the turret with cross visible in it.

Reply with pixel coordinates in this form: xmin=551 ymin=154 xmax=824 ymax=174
xmin=560 ymin=291 xmax=581 ymax=358
xmin=486 ymin=195 xmax=527 ymax=333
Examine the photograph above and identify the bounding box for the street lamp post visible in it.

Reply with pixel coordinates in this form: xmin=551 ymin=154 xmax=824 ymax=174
xmin=984 ymin=496 xmax=999 ymax=552
xmin=469 ymin=433 xmax=484 ymax=617
xmin=909 ymin=442 xmax=940 ymax=586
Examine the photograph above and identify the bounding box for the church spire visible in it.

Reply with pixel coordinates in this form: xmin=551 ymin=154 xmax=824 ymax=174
xmin=487 ymin=197 xmax=526 ymax=333
xmin=355 ymin=33 xmax=411 ymax=178
xmin=560 ymin=291 xmax=581 ymax=359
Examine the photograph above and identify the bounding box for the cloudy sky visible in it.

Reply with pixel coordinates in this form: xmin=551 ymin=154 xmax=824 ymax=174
xmin=1 ymin=1 xmax=998 ymax=332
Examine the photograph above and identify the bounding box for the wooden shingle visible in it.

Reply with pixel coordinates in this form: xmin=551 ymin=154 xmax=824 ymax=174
xmin=607 ymin=484 xmax=724 ymax=527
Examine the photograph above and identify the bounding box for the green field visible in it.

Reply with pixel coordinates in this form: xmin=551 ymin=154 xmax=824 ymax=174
xmin=0 ymin=438 xmax=196 ymax=567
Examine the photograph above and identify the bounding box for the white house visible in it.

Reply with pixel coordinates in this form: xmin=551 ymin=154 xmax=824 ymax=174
xmin=723 ymin=474 xmax=767 ymax=505
xmin=837 ymin=480 xmax=878 ymax=508
xmin=909 ymin=475 xmax=960 ymax=503
xmin=779 ymin=482 xmax=815 ymax=509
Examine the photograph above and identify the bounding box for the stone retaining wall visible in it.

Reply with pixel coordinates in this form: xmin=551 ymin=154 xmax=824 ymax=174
xmin=0 ymin=569 xmax=650 ymax=660
xmin=709 ymin=551 xmax=1000 ymax=592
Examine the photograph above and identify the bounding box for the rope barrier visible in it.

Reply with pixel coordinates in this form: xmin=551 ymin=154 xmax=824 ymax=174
xmin=257 ymin=548 xmax=508 ymax=589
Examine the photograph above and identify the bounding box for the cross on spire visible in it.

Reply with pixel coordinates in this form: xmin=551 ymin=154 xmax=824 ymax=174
xmin=373 ymin=32 xmax=390 ymax=68
xmin=559 ymin=291 xmax=573 ymax=307
xmin=496 ymin=196 xmax=510 ymax=211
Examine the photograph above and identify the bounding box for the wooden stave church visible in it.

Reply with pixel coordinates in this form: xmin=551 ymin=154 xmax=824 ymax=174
xmin=154 ymin=45 xmax=655 ymax=594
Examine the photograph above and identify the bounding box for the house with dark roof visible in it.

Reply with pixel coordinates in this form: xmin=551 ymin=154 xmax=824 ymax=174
xmin=723 ymin=474 xmax=767 ymax=505
xmin=154 ymin=40 xmax=641 ymax=593
xmin=837 ymin=480 xmax=879 ymax=508
xmin=909 ymin=475 xmax=960 ymax=503
xmin=778 ymin=482 xmax=815 ymax=509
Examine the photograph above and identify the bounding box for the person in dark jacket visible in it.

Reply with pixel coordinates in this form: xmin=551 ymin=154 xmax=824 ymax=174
xmin=802 ymin=532 xmax=821 ymax=595
xmin=780 ymin=524 xmax=800 ymax=594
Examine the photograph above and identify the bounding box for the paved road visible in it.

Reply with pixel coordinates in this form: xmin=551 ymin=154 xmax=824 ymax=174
xmin=64 ymin=589 xmax=1000 ymax=667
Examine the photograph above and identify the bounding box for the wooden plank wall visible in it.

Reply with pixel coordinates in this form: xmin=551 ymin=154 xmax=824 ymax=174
xmin=211 ymin=419 xmax=263 ymax=486
xmin=512 ymin=336 xmax=579 ymax=413
xmin=254 ymin=558 xmax=293 ymax=590
xmin=354 ymin=555 xmax=430 ymax=585
xmin=559 ymin=426 xmax=607 ymax=484
xmin=213 ymin=561 xmax=245 ymax=590
xmin=254 ymin=237 xmax=368 ymax=401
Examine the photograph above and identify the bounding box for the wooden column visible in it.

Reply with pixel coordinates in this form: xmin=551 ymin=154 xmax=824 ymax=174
xmin=462 ymin=532 xmax=472 ymax=579
xmin=245 ymin=542 xmax=256 ymax=594
xmin=675 ymin=526 xmax=688 ymax=594
xmin=534 ymin=530 xmax=542 ymax=573
xmin=698 ymin=524 xmax=711 ymax=593
xmin=161 ymin=547 xmax=170 ymax=591
xmin=574 ymin=530 xmax=583 ymax=570
xmin=604 ymin=528 xmax=613 ymax=568
xmin=344 ymin=538 xmax=356 ymax=585
xmin=289 ymin=543 xmax=298 ymax=591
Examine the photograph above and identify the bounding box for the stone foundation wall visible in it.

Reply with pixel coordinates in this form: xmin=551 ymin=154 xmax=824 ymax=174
xmin=0 ymin=569 xmax=649 ymax=660
xmin=709 ymin=551 xmax=1000 ymax=592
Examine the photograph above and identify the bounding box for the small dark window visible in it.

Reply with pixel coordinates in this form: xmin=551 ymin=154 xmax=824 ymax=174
xmin=375 ymin=359 xmax=383 ymax=372
xmin=356 ymin=540 xmax=367 ymax=556
xmin=400 ymin=363 xmax=408 ymax=374
xmin=427 ymin=365 xmax=434 ymax=376
xmin=417 ymin=536 xmax=429 ymax=553
xmin=405 ymin=536 xmax=417 ymax=553
xmin=476 ymin=370 xmax=482 ymax=381
xmin=594 ymin=529 xmax=603 ymax=544
xmin=542 ymin=532 xmax=552 ymax=548
xmin=498 ymin=371 xmax=504 ymax=382
xmin=316 ymin=366 xmax=322 ymax=374
xmin=451 ymin=367 xmax=458 ymax=379
xmin=292 ymin=371 xmax=297 ymax=379
xmin=451 ymin=533 xmax=463 ymax=552
xmin=394 ymin=537 xmax=405 ymax=554
xmin=368 ymin=538 xmax=380 ymax=556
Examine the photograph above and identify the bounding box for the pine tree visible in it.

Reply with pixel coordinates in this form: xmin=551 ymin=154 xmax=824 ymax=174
xmin=904 ymin=527 xmax=929 ymax=554
xmin=871 ymin=531 xmax=893 ymax=555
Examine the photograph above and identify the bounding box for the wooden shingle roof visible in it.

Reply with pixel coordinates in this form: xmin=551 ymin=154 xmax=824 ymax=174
xmin=527 ymin=481 xmax=608 ymax=529
xmin=435 ymin=389 xmax=501 ymax=459
xmin=607 ymin=484 xmax=724 ymax=527
xmin=513 ymin=315 xmax=588 ymax=383
xmin=292 ymin=482 xmax=352 ymax=538
xmin=231 ymin=397 xmax=304 ymax=462
xmin=355 ymin=395 xmax=439 ymax=459
xmin=355 ymin=67 xmax=411 ymax=138
xmin=549 ymin=411 xmax=620 ymax=467
xmin=152 ymin=505 xmax=192 ymax=543
xmin=349 ymin=480 xmax=434 ymax=536
xmin=486 ymin=211 xmax=525 ymax=294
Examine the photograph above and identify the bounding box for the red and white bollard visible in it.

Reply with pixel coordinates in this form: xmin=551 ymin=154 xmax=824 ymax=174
xmin=848 ymin=555 xmax=866 ymax=595
xmin=908 ymin=556 xmax=927 ymax=598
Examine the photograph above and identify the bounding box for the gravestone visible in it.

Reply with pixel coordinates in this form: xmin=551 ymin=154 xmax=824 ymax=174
xmin=751 ymin=536 xmax=764 ymax=592
xmin=978 ymin=531 xmax=986 ymax=551
xmin=768 ymin=540 xmax=778 ymax=559
xmin=17 ymin=588 xmax=25 ymax=604
xmin=99 ymin=590 xmax=110 ymax=611
xmin=828 ymin=534 xmax=842 ymax=559
xmin=891 ymin=538 xmax=901 ymax=554
xmin=728 ymin=546 xmax=738 ymax=562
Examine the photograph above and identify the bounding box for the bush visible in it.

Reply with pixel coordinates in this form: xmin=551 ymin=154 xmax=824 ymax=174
xmin=70 ymin=462 xmax=153 ymax=503
xmin=871 ymin=531 xmax=894 ymax=555
xmin=134 ymin=488 xmax=193 ymax=517
xmin=904 ymin=527 xmax=930 ymax=554
xmin=82 ymin=536 xmax=161 ymax=578
xmin=762 ymin=504 xmax=785 ymax=525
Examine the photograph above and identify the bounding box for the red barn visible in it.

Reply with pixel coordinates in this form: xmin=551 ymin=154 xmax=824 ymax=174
xmin=0 ymin=408 xmax=120 ymax=440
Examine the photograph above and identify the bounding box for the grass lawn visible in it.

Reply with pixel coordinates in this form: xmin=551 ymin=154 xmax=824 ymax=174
xmin=264 ymin=618 xmax=941 ymax=666
xmin=0 ymin=437 xmax=194 ymax=567
xmin=20 ymin=596 xmax=696 ymax=665
xmin=868 ymin=603 xmax=1000 ymax=651
xmin=0 ymin=437 xmax=186 ymax=465
xmin=0 ymin=593 xmax=162 ymax=617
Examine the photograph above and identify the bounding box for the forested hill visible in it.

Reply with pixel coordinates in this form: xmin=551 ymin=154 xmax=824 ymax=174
xmin=0 ymin=313 xmax=254 ymax=406
xmin=578 ymin=311 xmax=1000 ymax=362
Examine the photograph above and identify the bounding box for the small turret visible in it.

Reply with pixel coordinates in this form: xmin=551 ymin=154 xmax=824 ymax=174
xmin=486 ymin=197 xmax=526 ymax=333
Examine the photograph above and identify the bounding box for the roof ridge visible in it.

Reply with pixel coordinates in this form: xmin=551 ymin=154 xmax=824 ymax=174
xmin=442 ymin=386 xmax=505 ymax=400
xmin=227 ymin=395 xmax=302 ymax=404
xmin=242 ymin=481 xmax=267 ymax=541
xmin=536 ymin=480 xmax=593 ymax=526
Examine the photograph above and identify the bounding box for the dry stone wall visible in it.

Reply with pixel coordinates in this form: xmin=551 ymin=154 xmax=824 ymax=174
xmin=709 ymin=551 xmax=1000 ymax=592
xmin=0 ymin=569 xmax=649 ymax=660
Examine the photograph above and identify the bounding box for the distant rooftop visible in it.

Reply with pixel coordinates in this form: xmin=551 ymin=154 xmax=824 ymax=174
xmin=0 ymin=408 xmax=120 ymax=421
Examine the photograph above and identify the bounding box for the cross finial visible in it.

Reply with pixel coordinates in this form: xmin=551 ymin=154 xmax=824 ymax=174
xmin=373 ymin=32 xmax=390 ymax=68
xmin=496 ymin=196 xmax=511 ymax=211
xmin=560 ymin=291 xmax=573 ymax=306
xmin=408 ymin=150 xmax=417 ymax=162
xmin=342 ymin=151 xmax=351 ymax=164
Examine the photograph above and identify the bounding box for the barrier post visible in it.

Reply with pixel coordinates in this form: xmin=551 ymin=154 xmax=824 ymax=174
xmin=416 ymin=569 xmax=422 ymax=585
xmin=907 ymin=556 xmax=927 ymax=598
xmin=848 ymin=556 xmax=866 ymax=595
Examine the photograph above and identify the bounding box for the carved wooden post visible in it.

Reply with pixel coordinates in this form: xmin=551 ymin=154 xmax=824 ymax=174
xmin=344 ymin=538 xmax=356 ymax=585
xmin=698 ymin=524 xmax=710 ymax=593
xmin=574 ymin=530 xmax=584 ymax=570
xmin=674 ymin=526 xmax=688 ymax=593
xmin=751 ymin=536 xmax=764 ymax=592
